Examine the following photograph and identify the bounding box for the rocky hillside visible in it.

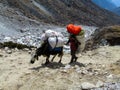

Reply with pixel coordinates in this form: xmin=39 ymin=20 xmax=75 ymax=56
xmin=1 ymin=0 xmax=120 ymax=27
xmin=92 ymin=0 xmax=117 ymax=11
xmin=85 ymin=25 xmax=120 ymax=51
xmin=113 ymin=7 xmax=120 ymax=15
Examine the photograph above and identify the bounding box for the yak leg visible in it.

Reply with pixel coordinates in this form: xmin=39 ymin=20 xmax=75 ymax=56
xmin=51 ymin=54 xmax=57 ymax=62
xmin=44 ymin=56 xmax=50 ymax=65
xmin=30 ymin=53 xmax=36 ymax=64
xmin=58 ymin=48 xmax=63 ymax=63
xmin=58 ymin=53 xmax=63 ymax=63
xmin=58 ymin=55 xmax=62 ymax=63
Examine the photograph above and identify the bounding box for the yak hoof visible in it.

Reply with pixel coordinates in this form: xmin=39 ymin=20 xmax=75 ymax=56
xmin=44 ymin=61 xmax=50 ymax=65
xmin=51 ymin=59 xmax=53 ymax=62
xmin=69 ymin=61 xmax=73 ymax=64
xmin=36 ymin=56 xmax=38 ymax=60
xmin=30 ymin=60 xmax=35 ymax=64
xmin=58 ymin=60 xmax=61 ymax=63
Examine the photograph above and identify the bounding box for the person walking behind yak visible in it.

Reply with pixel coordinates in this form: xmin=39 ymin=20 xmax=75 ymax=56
xmin=66 ymin=24 xmax=82 ymax=63
xmin=66 ymin=34 xmax=81 ymax=63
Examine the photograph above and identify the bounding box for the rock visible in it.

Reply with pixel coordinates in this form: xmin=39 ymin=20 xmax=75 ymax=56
xmin=85 ymin=26 xmax=120 ymax=50
xmin=6 ymin=50 xmax=12 ymax=54
xmin=74 ymin=65 xmax=79 ymax=69
xmin=4 ymin=47 xmax=12 ymax=54
xmin=94 ymin=71 xmax=99 ymax=75
xmin=103 ymin=82 xmax=120 ymax=90
xmin=87 ymin=68 xmax=93 ymax=72
xmin=4 ymin=37 xmax=12 ymax=42
xmin=106 ymin=74 xmax=113 ymax=79
xmin=60 ymin=69 xmax=67 ymax=73
xmin=23 ymin=48 xmax=29 ymax=51
xmin=96 ymin=80 xmax=104 ymax=87
xmin=28 ymin=50 xmax=32 ymax=54
xmin=64 ymin=64 xmax=71 ymax=70
xmin=14 ymin=48 xmax=19 ymax=52
xmin=81 ymin=82 xmax=96 ymax=89
xmin=115 ymin=83 xmax=120 ymax=89
xmin=81 ymin=69 xmax=88 ymax=75
xmin=4 ymin=47 xmax=9 ymax=51
xmin=75 ymin=67 xmax=81 ymax=73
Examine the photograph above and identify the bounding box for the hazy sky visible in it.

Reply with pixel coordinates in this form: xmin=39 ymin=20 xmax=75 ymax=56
xmin=111 ymin=0 xmax=120 ymax=6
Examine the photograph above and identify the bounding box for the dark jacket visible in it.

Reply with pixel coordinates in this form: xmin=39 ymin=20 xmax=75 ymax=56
xmin=67 ymin=34 xmax=80 ymax=51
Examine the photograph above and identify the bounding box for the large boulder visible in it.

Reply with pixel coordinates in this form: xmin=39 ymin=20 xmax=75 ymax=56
xmin=85 ymin=25 xmax=120 ymax=50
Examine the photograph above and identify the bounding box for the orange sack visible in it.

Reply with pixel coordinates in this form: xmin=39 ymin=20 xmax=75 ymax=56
xmin=66 ymin=24 xmax=81 ymax=35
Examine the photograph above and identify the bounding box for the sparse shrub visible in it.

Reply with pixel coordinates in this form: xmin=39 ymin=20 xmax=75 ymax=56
xmin=3 ymin=41 xmax=34 ymax=49
xmin=0 ymin=43 xmax=3 ymax=48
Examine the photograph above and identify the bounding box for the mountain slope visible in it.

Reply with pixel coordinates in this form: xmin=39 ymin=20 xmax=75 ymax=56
xmin=113 ymin=7 xmax=120 ymax=15
xmin=1 ymin=0 xmax=120 ymax=27
xmin=92 ymin=0 xmax=117 ymax=11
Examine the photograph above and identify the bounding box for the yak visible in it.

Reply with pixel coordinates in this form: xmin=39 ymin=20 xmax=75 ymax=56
xmin=30 ymin=41 xmax=63 ymax=65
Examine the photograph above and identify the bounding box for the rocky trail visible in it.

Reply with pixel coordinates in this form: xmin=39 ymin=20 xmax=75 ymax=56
xmin=0 ymin=46 xmax=120 ymax=90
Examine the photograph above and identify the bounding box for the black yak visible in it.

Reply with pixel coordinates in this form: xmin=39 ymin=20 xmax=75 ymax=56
xmin=30 ymin=42 xmax=63 ymax=65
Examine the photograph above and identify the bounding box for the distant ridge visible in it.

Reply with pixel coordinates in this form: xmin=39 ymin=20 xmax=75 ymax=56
xmin=92 ymin=0 xmax=117 ymax=11
xmin=112 ymin=7 xmax=120 ymax=15
xmin=1 ymin=0 xmax=120 ymax=27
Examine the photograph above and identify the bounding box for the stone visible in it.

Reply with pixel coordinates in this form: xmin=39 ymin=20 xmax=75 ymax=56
xmin=4 ymin=47 xmax=9 ymax=51
xmin=14 ymin=48 xmax=19 ymax=52
xmin=6 ymin=50 xmax=12 ymax=54
xmin=81 ymin=70 xmax=88 ymax=75
xmin=4 ymin=37 xmax=11 ymax=42
xmin=64 ymin=64 xmax=71 ymax=70
xmin=96 ymin=80 xmax=104 ymax=87
xmin=106 ymin=74 xmax=113 ymax=79
xmin=81 ymin=82 xmax=96 ymax=89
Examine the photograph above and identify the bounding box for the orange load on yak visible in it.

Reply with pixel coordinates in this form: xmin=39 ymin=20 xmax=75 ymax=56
xmin=66 ymin=24 xmax=82 ymax=35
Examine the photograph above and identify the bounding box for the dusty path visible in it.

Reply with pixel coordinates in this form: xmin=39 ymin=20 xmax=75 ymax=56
xmin=0 ymin=46 xmax=120 ymax=90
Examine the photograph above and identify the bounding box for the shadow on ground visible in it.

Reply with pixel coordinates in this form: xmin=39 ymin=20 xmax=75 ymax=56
xmin=29 ymin=62 xmax=65 ymax=71
xmin=69 ymin=62 xmax=85 ymax=67
xmin=29 ymin=61 xmax=85 ymax=71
